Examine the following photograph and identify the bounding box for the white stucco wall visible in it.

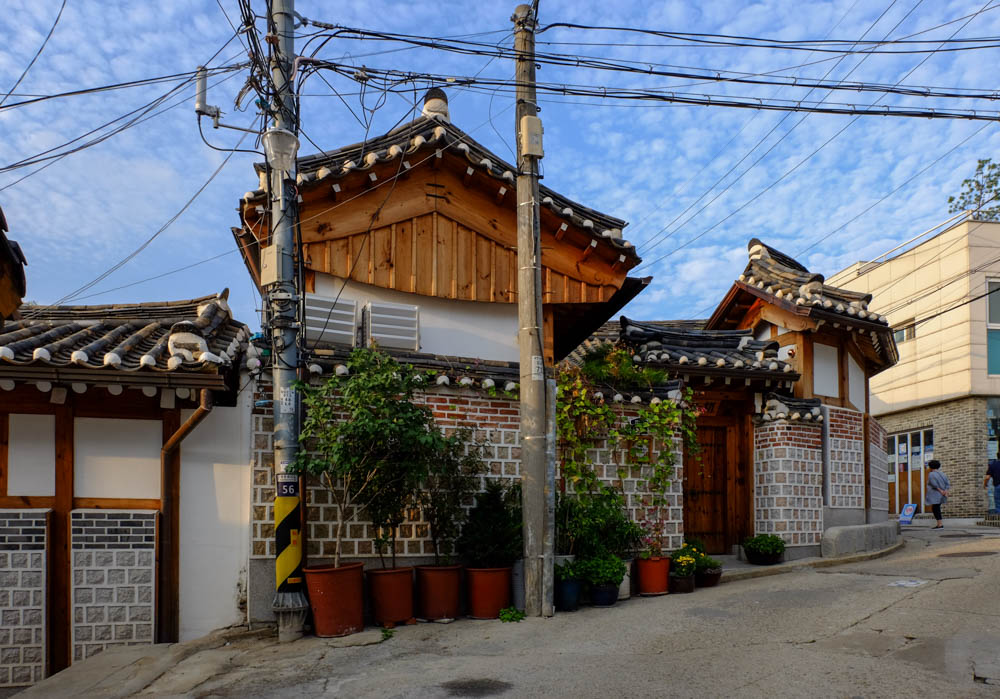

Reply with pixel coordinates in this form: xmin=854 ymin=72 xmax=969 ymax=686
xmin=73 ymin=418 xmax=161 ymax=499
xmin=313 ymin=273 xmax=519 ymax=362
xmin=848 ymin=354 xmax=865 ymax=411
xmin=177 ymin=385 xmax=252 ymax=641
xmin=7 ymin=414 xmax=55 ymax=496
xmin=814 ymin=343 xmax=839 ymax=397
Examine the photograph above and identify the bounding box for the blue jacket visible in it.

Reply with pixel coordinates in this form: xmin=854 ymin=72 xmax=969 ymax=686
xmin=926 ymin=470 xmax=950 ymax=505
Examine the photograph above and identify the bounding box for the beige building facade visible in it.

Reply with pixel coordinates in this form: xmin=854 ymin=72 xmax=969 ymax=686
xmin=829 ymin=218 xmax=1000 ymax=516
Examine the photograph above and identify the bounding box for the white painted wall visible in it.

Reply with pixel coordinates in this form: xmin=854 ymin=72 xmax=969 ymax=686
xmin=177 ymin=384 xmax=252 ymax=641
xmin=7 ymin=414 xmax=55 ymax=496
xmin=814 ymin=343 xmax=840 ymax=397
xmin=73 ymin=418 xmax=161 ymax=499
xmin=848 ymin=354 xmax=865 ymax=411
xmin=314 ymin=273 xmax=519 ymax=362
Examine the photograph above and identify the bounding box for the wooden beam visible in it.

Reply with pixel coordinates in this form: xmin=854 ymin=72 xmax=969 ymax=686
xmin=579 ymin=239 xmax=597 ymax=263
xmin=799 ymin=334 xmax=814 ymax=400
xmin=863 ymin=414 xmax=872 ymax=512
xmin=158 ymin=410 xmax=181 ymax=644
xmin=0 ymin=413 xmax=7 ymax=497
xmin=0 ymin=495 xmax=55 ymax=508
xmin=72 ymin=498 xmax=161 ymax=510
xmin=50 ymin=404 xmax=73 ymax=673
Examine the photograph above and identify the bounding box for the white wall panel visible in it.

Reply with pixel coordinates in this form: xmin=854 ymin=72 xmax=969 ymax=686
xmin=848 ymin=354 xmax=865 ymax=411
xmin=814 ymin=343 xmax=840 ymax=397
xmin=73 ymin=418 xmax=161 ymax=499
xmin=7 ymin=414 xmax=55 ymax=496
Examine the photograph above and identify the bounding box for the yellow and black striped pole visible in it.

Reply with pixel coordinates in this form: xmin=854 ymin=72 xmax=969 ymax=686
xmin=274 ymin=473 xmax=303 ymax=592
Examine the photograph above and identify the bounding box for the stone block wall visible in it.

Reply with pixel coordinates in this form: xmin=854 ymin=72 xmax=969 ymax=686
xmin=250 ymin=386 xmax=684 ymax=563
xmin=70 ymin=511 xmax=156 ymax=663
xmin=878 ymin=396 xmax=987 ymax=516
xmin=869 ymin=417 xmax=889 ymax=513
xmin=827 ymin=406 xmax=865 ymax=509
xmin=753 ymin=420 xmax=824 ymax=547
xmin=0 ymin=509 xmax=48 ymax=687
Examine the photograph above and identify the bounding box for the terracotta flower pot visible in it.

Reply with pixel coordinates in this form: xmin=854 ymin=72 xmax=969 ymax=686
xmin=637 ymin=556 xmax=670 ymax=596
xmin=695 ymin=568 xmax=723 ymax=588
xmin=668 ymin=572 xmax=695 ymax=594
xmin=303 ymin=562 xmax=364 ymax=637
xmin=466 ymin=567 xmax=511 ymax=619
xmin=416 ymin=565 xmax=462 ymax=621
xmin=368 ymin=567 xmax=415 ymax=628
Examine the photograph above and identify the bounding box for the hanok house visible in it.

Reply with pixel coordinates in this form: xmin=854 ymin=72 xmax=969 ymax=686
xmin=606 ymin=239 xmax=897 ymax=557
xmin=233 ymin=89 xmax=653 ymax=623
xmin=0 ymin=291 xmax=251 ymax=687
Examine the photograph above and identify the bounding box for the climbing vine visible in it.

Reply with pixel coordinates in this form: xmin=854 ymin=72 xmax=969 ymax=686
xmin=556 ymin=344 xmax=700 ymax=554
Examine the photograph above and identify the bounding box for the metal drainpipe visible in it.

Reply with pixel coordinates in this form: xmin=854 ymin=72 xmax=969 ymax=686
xmin=159 ymin=388 xmax=213 ymax=641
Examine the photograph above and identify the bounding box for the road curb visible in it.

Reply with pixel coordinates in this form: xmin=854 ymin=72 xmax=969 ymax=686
xmin=719 ymin=539 xmax=905 ymax=583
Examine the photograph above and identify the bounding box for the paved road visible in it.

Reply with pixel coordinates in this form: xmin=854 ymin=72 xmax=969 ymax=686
xmin=22 ymin=520 xmax=1000 ymax=698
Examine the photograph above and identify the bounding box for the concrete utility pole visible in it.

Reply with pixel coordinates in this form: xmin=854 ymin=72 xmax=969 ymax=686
xmin=265 ymin=0 xmax=308 ymax=640
xmin=513 ymin=3 xmax=552 ymax=617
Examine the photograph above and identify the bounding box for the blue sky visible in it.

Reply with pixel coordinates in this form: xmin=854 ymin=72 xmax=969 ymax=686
xmin=2 ymin=0 xmax=1000 ymax=329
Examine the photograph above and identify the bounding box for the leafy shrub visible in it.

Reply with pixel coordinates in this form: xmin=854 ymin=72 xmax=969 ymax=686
xmin=457 ymin=480 xmax=522 ymax=568
xmin=576 ymin=553 xmax=627 ymax=586
xmin=554 ymin=560 xmax=579 ymax=581
xmin=743 ymin=534 xmax=786 ymax=556
xmin=671 ymin=554 xmax=697 ymax=576
xmin=499 ymin=606 xmax=525 ymax=623
xmin=696 ymin=554 xmax=721 ymax=572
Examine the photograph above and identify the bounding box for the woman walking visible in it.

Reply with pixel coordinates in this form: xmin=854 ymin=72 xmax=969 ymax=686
xmin=926 ymin=460 xmax=950 ymax=529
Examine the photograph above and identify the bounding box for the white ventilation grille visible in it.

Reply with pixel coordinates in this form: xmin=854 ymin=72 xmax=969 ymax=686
xmin=365 ymin=301 xmax=419 ymax=351
xmin=304 ymin=296 xmax=357 ymax=347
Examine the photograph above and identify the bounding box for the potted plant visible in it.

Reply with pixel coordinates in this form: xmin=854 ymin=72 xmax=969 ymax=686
xmin=294 ymin=347 xmax=438 ymax=635
xmin=668 ymin=550 xmax=697 ymax=594
xmin=457 ymin=479 xmax=522 ymax=619
xmin=636 ymin=508 xmax=670 ymax=596
xmin=554 ymin=560 xmax=582 ymax=612
xmin=415 ymin=429 xmax=485 ymax=621
xmin=694 ymin=552 xmax=723 ymax=588
xmin=742 ymin=534 xmax=786 ymax=566
xmin=577 ymin=553 xmax=627 ymax=607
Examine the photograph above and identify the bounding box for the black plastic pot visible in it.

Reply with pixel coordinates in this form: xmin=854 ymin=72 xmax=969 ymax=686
xmin=694 ymin=568 xmax=723 ymax=588
xmin=555 ymin=578 xmax=582 ymax=612
xmin=668 ymin=573 xmax=695 ymax=594
xmin=590 ymin=583 xmax=619 ymax=607
xmin=743 ymin=548 xmax=783 ymax=566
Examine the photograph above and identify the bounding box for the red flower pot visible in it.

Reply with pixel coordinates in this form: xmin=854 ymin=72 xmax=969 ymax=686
xmin=637 ymin=556 xmax=670 ymax=596
xmin=368 ymin=567 xmax=415 ymax=628
xmin=304 ymin=562 xmax=364 ymax=637
xmin=416 ymin=565 xmax=463 ymax=621
xmin=466 ymin=567 xmax=511 ymax=619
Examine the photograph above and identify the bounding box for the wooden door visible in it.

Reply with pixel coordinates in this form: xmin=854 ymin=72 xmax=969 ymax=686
xmin=684 ymin=426 xmax=727 ymax=554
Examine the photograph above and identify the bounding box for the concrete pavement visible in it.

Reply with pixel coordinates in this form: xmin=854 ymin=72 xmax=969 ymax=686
xmin=14 ymin=517 xmax=1000 ymax=698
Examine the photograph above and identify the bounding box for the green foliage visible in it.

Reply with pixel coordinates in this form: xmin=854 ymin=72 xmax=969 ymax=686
xmin=457 ymin=479 xmax=522 ymax=568
xmin=743 ymin=534 xmax=786 ymax=556
xmin=697 ymin=554 xmax=722 ymax=573
xmin=380 ymin=628 xmax=395 ymax=641
xmin=292 ymin=347 xmax=443 ymax=568
xmin=554 ymin=560 xmax=579 ymax=581
xmin=576 ymin=553 xmax=627 ymax=586
xmin=670 ymin=553 xmax=697 ymax=577
xmin=683 ymin=537 xmax=707 ymax=552
xmin=556 ymin=488 xmax=640 ymax=559
xmin=948 ymin=158 xmax=1000 ymax=221
xmin=499 ymin=606 xmax=525 ymax=623
xmin=580 ymin=344 xmax=668 ymax=388
xmin=418 ymin=428 xmax=486 ymax=564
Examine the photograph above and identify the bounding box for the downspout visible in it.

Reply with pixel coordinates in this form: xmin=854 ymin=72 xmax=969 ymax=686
xmin=159 ymin=388 xmax=213 ymax=642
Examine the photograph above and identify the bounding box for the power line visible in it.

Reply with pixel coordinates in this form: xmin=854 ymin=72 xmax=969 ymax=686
xmin=0 ymin=0 xmax=67 ymax=108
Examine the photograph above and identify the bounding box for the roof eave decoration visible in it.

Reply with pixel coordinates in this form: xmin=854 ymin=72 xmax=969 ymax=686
xmin=0 ymin=290 xmax=249 ymax=378
xmin=242 ymin=115 xmax=639 ymax=265
xmin=619 ymin=316 xmax=799 ymax=381
xmin=758 ymin=393 xmax=824 ymax=423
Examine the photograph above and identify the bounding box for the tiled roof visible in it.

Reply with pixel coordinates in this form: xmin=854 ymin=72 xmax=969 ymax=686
xmin=739 ymin=239 xmax=888 ymax=325
xmin=244 ymin=108 xmax=639 ymax=263
xmin=565 ymin=318 xmax=705 ymax=366
xmin=1 ymin=290 xmax=248 ymax=373
xmin=759 ymin=393 xmax=823 ymax=422
xmin=621 ymin=317 xmax=795 ymax=377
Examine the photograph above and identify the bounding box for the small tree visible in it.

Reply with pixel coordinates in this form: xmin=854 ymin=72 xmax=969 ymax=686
xmin=293 ymin=347 xmax=441 ymax=569
xmin=419 ymin=428 xmax=486 ymax=564
xmin=948 ymin=158 xmax=1000 ymax=221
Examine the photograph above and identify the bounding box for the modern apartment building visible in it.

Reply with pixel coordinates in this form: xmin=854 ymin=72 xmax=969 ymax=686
xmin=829 ymin=217 xmax=1000 ymax=517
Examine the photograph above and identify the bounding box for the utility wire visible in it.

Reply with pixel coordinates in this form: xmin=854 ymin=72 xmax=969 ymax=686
xmin=0 ymin=0 xmax=67 ymax=108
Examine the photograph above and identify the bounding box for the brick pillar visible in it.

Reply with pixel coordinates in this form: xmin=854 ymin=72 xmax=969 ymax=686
xmin=753 ymin=420 xmax=823 ymax=548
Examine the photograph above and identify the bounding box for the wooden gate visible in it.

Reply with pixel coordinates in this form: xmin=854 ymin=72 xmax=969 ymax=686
xmin=683 ymin=417 xmax=753 ymax=555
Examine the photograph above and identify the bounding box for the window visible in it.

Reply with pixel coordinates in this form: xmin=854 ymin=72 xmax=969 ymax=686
xmin=893 ymin=321 xmax=915 ymax=344
xmin=989 ymin=281 xmax=1000 ymax=374
xmin=887 ymin=428 xmax=934 ymax=514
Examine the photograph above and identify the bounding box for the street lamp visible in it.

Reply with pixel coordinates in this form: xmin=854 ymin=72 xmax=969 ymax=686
xmin=262 ymin=128 xmax=299 ymax=173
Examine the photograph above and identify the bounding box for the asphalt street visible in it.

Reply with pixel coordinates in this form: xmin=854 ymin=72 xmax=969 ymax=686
xmin=18 ymin=519 xmax=1000 ymax=698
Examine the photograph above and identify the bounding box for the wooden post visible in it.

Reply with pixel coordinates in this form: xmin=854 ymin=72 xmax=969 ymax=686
xmin=51 ymin=405 xmax=73 ymax=672
xmin=158 ymin=409 xmax=181 ymax=643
